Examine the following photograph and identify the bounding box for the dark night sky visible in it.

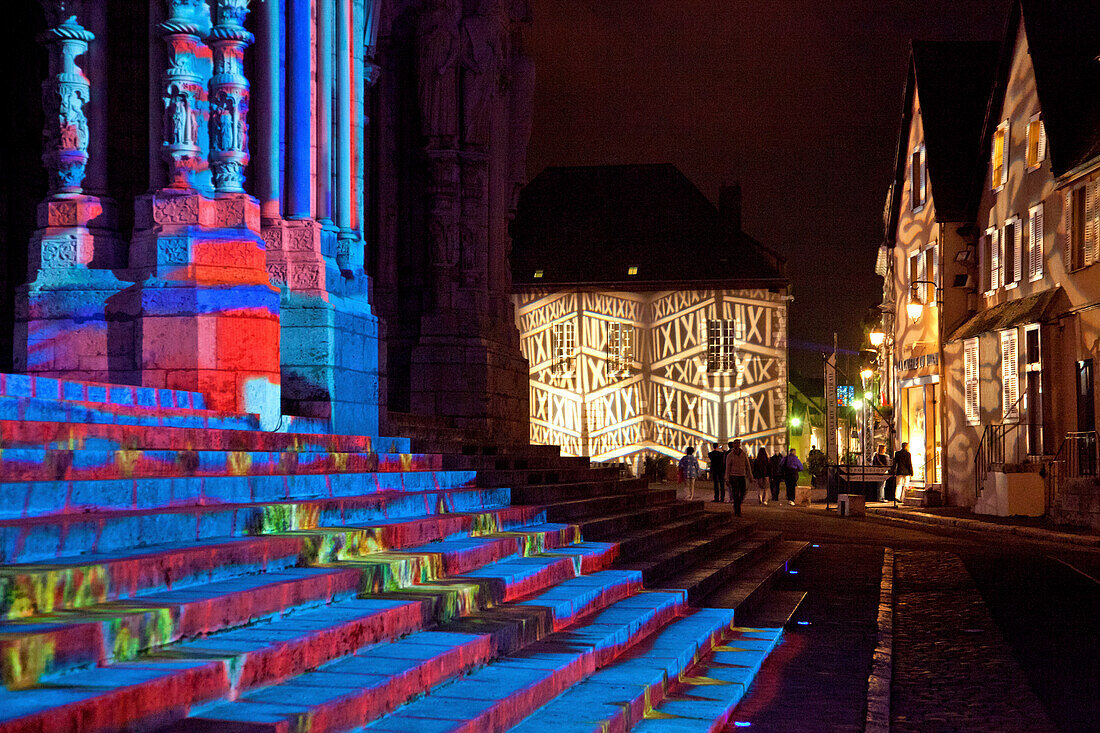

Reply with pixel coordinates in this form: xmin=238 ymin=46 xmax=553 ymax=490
xmin=525 ymin=0 xmax=1008 ymax=377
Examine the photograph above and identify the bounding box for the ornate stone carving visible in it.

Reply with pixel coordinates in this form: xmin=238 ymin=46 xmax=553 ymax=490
xmin=266 ymin=262 xmax=288 ymax=285
xmin=46 ymin=201 xmax=78 ymax=227
xmin=292 ymin=265 xmax=320 ymax=290
xmin=288 ymin=227 xmax=315 ymax=252
xmin=262 ymin=226 xmax=282 ymax=251
xmin=152 ymin=194 xmax=201 ymax=224
xmin=460 ymin=0 xmax=508 ymax=148
xmin=38 ymin=2 xmax=94 ymax=195
xmin=158 ymin=237 xmax=189 ymax=264
xmin=159 ymin=0 xmax=206 ymax=189
xmin=417 ymin=0 xmax=461 ymax=144
xmin=41 ymin=234 xmax=79 ymax=267
xmin=206 ymin=0 xmax=253 ymax=193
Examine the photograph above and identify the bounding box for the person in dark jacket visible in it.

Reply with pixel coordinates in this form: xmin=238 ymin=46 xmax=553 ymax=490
xmin=752 ymin=447 xmax=770 ymax=505
xmin=891 ymin=442 xmax=914 ymax=502
xmin=768 ymin=452 xmax=784 ymax=502
xmin=872 ymin=444 xmax=890 ymax=501
xmin=781 ymin=448 xmax=804 ymax=504
xmin=707 ymin=442 xmax=726 ymax=503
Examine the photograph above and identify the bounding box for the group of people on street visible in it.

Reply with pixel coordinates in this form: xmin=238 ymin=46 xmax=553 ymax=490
xmin=873 ymin=442 xmax=914 ymax=502
xmin=677 ymin=441 xmax=804 ymax=517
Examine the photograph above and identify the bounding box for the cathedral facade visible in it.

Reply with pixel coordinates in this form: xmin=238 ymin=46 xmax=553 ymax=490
xmin=0 ymin=0 xmax=533 ymax=440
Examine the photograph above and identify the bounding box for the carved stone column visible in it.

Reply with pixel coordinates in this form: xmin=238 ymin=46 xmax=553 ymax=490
xmin=125 ymin=0 xmax=282 ymax=426
xmin=207 ymin=0 xmax=253 ymax=195
xmin=14 ymin=0 xmax=126 ymax=380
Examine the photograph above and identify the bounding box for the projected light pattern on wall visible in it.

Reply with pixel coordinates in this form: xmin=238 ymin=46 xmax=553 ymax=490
xmin=516 ymin=288 xmax=789 ymax=469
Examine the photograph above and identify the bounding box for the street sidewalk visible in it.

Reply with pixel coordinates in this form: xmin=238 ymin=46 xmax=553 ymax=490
xmin=860 ymin=502 xmax=1100 ymax=548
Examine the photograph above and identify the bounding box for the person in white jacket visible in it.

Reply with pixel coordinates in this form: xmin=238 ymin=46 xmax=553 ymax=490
xmin=724 ymin=439 xmax=753 ymax=517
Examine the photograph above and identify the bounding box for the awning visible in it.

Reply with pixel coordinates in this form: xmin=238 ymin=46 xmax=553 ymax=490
xmin=946 ymin=288 xmax=1060 ymax=342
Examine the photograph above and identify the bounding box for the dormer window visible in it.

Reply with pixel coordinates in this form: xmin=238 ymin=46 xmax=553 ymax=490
xmin=910 ymin=144 xmax=926 ymax=211
xmin=627 ymin=266 xmax=638 ymax=276
xmin=533 ymin=269 xmax=544 ymax=278
xmin=992 ymin=120 xmax=1008 ymax=189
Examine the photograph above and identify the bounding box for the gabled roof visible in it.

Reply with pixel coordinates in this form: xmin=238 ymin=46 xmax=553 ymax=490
xmin=511 ymin=164 xmax=787 ymax=289
xmin=885 ymin=41 xmax=1000 ymax=241
xmin=991 ymin=0 xmax=1100 ymax=179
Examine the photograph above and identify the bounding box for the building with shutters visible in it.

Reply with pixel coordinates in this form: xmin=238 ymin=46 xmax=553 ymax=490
xmin=877 ymin=1 xmax=1100 ymax=520
xmin=879 ymin=40 xmax=999 ymax=506
xmin=511 ymin=165 xmax=789 ymax=470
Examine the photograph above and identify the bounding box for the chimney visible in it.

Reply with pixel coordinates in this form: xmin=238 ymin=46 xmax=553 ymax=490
xmin=718 ymin=181 xmax=742 ymax=235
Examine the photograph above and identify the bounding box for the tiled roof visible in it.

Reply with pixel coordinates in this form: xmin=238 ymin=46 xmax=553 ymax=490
xmin=511 ymin=164 xmax=786 ymax=288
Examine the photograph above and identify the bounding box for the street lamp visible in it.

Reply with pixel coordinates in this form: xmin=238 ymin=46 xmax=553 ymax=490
xmin=859 ymin=367 xmax=873 ymax=383
xmin=907 ymin=279 xmax=942 ymax=321
xmin=869 ymin=330 xmax=885 ymax=347
xmin=790 ymin=416 xmax=802 ymax=428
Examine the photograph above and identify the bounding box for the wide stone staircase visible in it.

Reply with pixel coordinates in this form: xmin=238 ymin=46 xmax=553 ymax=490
xmin=0 ymin=374 xmax=804 ymax=732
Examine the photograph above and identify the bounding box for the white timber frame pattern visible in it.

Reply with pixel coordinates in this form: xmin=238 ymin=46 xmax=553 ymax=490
xmin=515 ymin=288 xmax=789 ymax=470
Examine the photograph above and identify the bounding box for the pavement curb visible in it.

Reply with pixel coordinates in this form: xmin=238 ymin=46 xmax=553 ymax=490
xmin=866 ymin=508 xmax=1100 ymax=547
xmin=864 ymin=547 xmax=894 ymax=733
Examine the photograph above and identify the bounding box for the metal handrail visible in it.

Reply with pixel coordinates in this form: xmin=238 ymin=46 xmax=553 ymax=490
xmin=974 ymin=391 xmax=1031 ymax=496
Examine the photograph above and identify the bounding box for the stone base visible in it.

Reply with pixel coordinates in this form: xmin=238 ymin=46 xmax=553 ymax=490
xmin=408 ymin=310 xmax=529 ymax=443
xmin=1052 ymin=476 xmax=1100 ymax=531
xmin=975 ymin=471 xmax=1045 ymax=517
xmin=280 ymin=267 xmax=380 ymax=436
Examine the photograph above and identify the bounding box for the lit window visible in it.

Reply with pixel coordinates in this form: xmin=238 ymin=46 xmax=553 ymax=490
xmin=707 ymin=319 xmax=738 ymax=373
xmin=910 ymin=144 xmax=926 ymax=211
xmin=551 ymin=321 xmax=576 ymax=376
xmin=627 ymin=266 xmax=638 ymax=276
xmin=606 ymin=322 xmax=633 ymax=375
xmin=533 ymin=269 xmax=544 ymax=278
xmin=1026 ymin=115 xmax=1046 ymax=170
xmin=991 ymin=120 xmax=1008 ymax=189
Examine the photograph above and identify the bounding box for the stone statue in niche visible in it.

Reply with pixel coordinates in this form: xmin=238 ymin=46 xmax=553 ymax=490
xmin=58 ymin=87 xmax=88 ymax=151
xmin=212 ymin=95 xmax=237 ymax=152
xmin=164 ymin=86 xmax=197 ymax=147
xmin=416 ymin=0 xmax=462 ymax=145
xmin=428 ymin=215 xmax=459 ymax=268
xmin=460 ymin=0 xmax=509 ymax=148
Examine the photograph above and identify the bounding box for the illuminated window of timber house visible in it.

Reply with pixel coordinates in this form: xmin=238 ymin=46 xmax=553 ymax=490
xmin=607 ymin=322 xmax=633 ymax=375
xmin=707 ymin=319 xmax=738 ymax=373
xmin=551 ymin=321 xmax=576 ymax=376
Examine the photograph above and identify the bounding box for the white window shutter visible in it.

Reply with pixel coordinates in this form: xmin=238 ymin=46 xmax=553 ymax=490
xmin=1001 ymin=330 xmax=1019 ymax=422
xmin=1014 ymin=219 xmax=1023 ymax=283
xmin=991 ymin=228 xmax=1001 ymax=290
xmin=1002 ymin=125 xmax=1010 ymax=187
xmin=965 ymin=338 xmax=979 ymax=425
xmin=1037 ymin=122 xmax=1047 ymax=163
xmin=1088 ymin=182 xmax=1100 ymax=266
xmin=1030 ymin=206 xmax=1044 ymax=279
xmin=1065 ymin=190 xmax=1075 ymax=271
xmin=920 ymin=147 xmax=927 ymax=205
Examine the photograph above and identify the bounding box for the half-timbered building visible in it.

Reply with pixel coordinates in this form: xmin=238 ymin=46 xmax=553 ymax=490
xmin=511 ymin=165 xmax=789 ymax=468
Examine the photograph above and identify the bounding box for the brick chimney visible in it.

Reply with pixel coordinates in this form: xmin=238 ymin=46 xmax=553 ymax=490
xmin=718 ymin=181 xmax=742 ymax=235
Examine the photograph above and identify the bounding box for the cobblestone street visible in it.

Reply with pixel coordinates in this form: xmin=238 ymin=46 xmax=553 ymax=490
xmin=891 ymin=550 xmax=1055 ymax=732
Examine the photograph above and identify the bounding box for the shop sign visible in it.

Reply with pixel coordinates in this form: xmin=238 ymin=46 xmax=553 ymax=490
xmin=899 ymin=351 xmax=938 ymax=376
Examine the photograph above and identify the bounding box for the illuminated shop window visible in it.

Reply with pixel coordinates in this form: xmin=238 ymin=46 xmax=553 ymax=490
xmin=607 ymin=322 xmax=633 ymax=375
xmin=551 ymin=320 xmax=576 ymax=376
xmin=707 ymin=319 xmax=740 ymax=373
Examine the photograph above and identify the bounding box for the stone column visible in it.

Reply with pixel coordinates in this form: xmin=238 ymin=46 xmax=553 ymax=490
xmin=15 ymin=0 xmax=126 ymax=380
xmin=253 ymin=0 xmax=282 ymax=220
xmin=126 ymin=0 xmax=282 ymax=424
xmin=285 ymin=0 xmax=311 ymax=218
xmin=316 ymin=0 xmax=334 ymax=229
xmin=335 ymin=0 xmax=355 ymax=258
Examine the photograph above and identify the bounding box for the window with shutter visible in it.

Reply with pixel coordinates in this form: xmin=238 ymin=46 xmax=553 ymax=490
xmin=1001 ymin=329 xmax=1020 ymax=423
xmin=992 ymin=121 xmax=1008 ymax=189
xmin=990 ymin=228 xmax=1001 ymax=291
xmin=552 ymin=321 xmax=576 ymax=376
xmin=1066 ymin=189 xmax=1078 ymax=271
xmin=707 ymin=320 xmax=737 ymax=373
xmin=1028 ymin=204 xmax=1044 ymax=280
xmin=1087 ymin=181 xmax=1100 ymax=266
xmin=965 ymin=338 xmax=980 ymax=426
xmin=1003 ymin=220 xmax=1018 ymax=286
xmin=980 ymin=233 xmax=990 ymax=293
xmin=606 ymin=322 xmax=633 ymax=376
xmin=1026 ymin=115 xmax=1046 ymax=169
xmin=910 ymin=146 xmax=925 ymax=211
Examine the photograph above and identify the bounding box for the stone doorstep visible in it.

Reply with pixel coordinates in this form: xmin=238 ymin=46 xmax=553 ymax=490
xmin=865 ymin=507 xmax=1100 ymax=547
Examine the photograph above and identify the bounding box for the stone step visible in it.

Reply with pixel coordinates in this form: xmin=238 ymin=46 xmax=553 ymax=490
xmin=0 ymin=467 xmax=480 ymax=521
xmin=0 ymin=486 xmax=515 ymax=564
xmin=543 ymin=487 xmax=681 ymax=523
xmin=655 ymin=532 xmax=785 ymax=606
xmin=508 ymin=477 xmax=648 ymax=505
xmin=577 ymin=501 xmax=706 ymax=541
xmin=172 ymin=569 xmax=646 ymax=732
xmin=0 ymin=418 xmax=377 ymax=454
xmin=0 ymin=394 xmax=259 ymax=431
xmin=613 ymin=511 xmax=730 ymax=561
xmin=0 ymin=505 xmax=547 ymax=620
xmin=441 ymin=454 xmax=592 ymax=472
xmin=0 ymin=373 xmax=206 ymax=411
xmin=509 ymin=608 xmax=749 ymax=733
xmin=631 ymin=627 xmax=785 ymax=733
xmin=359 ymin=590 xmax=688 ymax=732
xmin=475 ymin=465 xmax=622 ymax=488
xmin=0 ymin=446 xmax=446 ymax=483
xmin=616 ymin=523 xmax=755 ymax=586
xmin=698 ymin=540 xmax=811 ymax=619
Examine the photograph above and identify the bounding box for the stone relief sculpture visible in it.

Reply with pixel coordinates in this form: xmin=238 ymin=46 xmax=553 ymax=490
xmin=460 ymin=0 xmax=509 ymax=148
xmin=417 ymin=0 xmax=461 ymax=144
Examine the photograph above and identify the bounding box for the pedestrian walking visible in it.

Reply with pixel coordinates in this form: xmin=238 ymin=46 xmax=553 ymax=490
xmin=768 ymin=451 xmax=783 ymax=502
xmin=891 ymin=442 xmax=914 ymax=502
xmin=725 ymin=439 xmax=753 ymax=517
xmin=872 ymin=444 xmax=890 ymax=501
xmin=678 ymin=446 xmax=700 ymax=500
xmin=781 ymin=448 xmax=803 ymax=504
xmin=752 ymin=447 xmax=770 ymax=505
xmin=708 ymin=442 xmax=726 ymax=503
